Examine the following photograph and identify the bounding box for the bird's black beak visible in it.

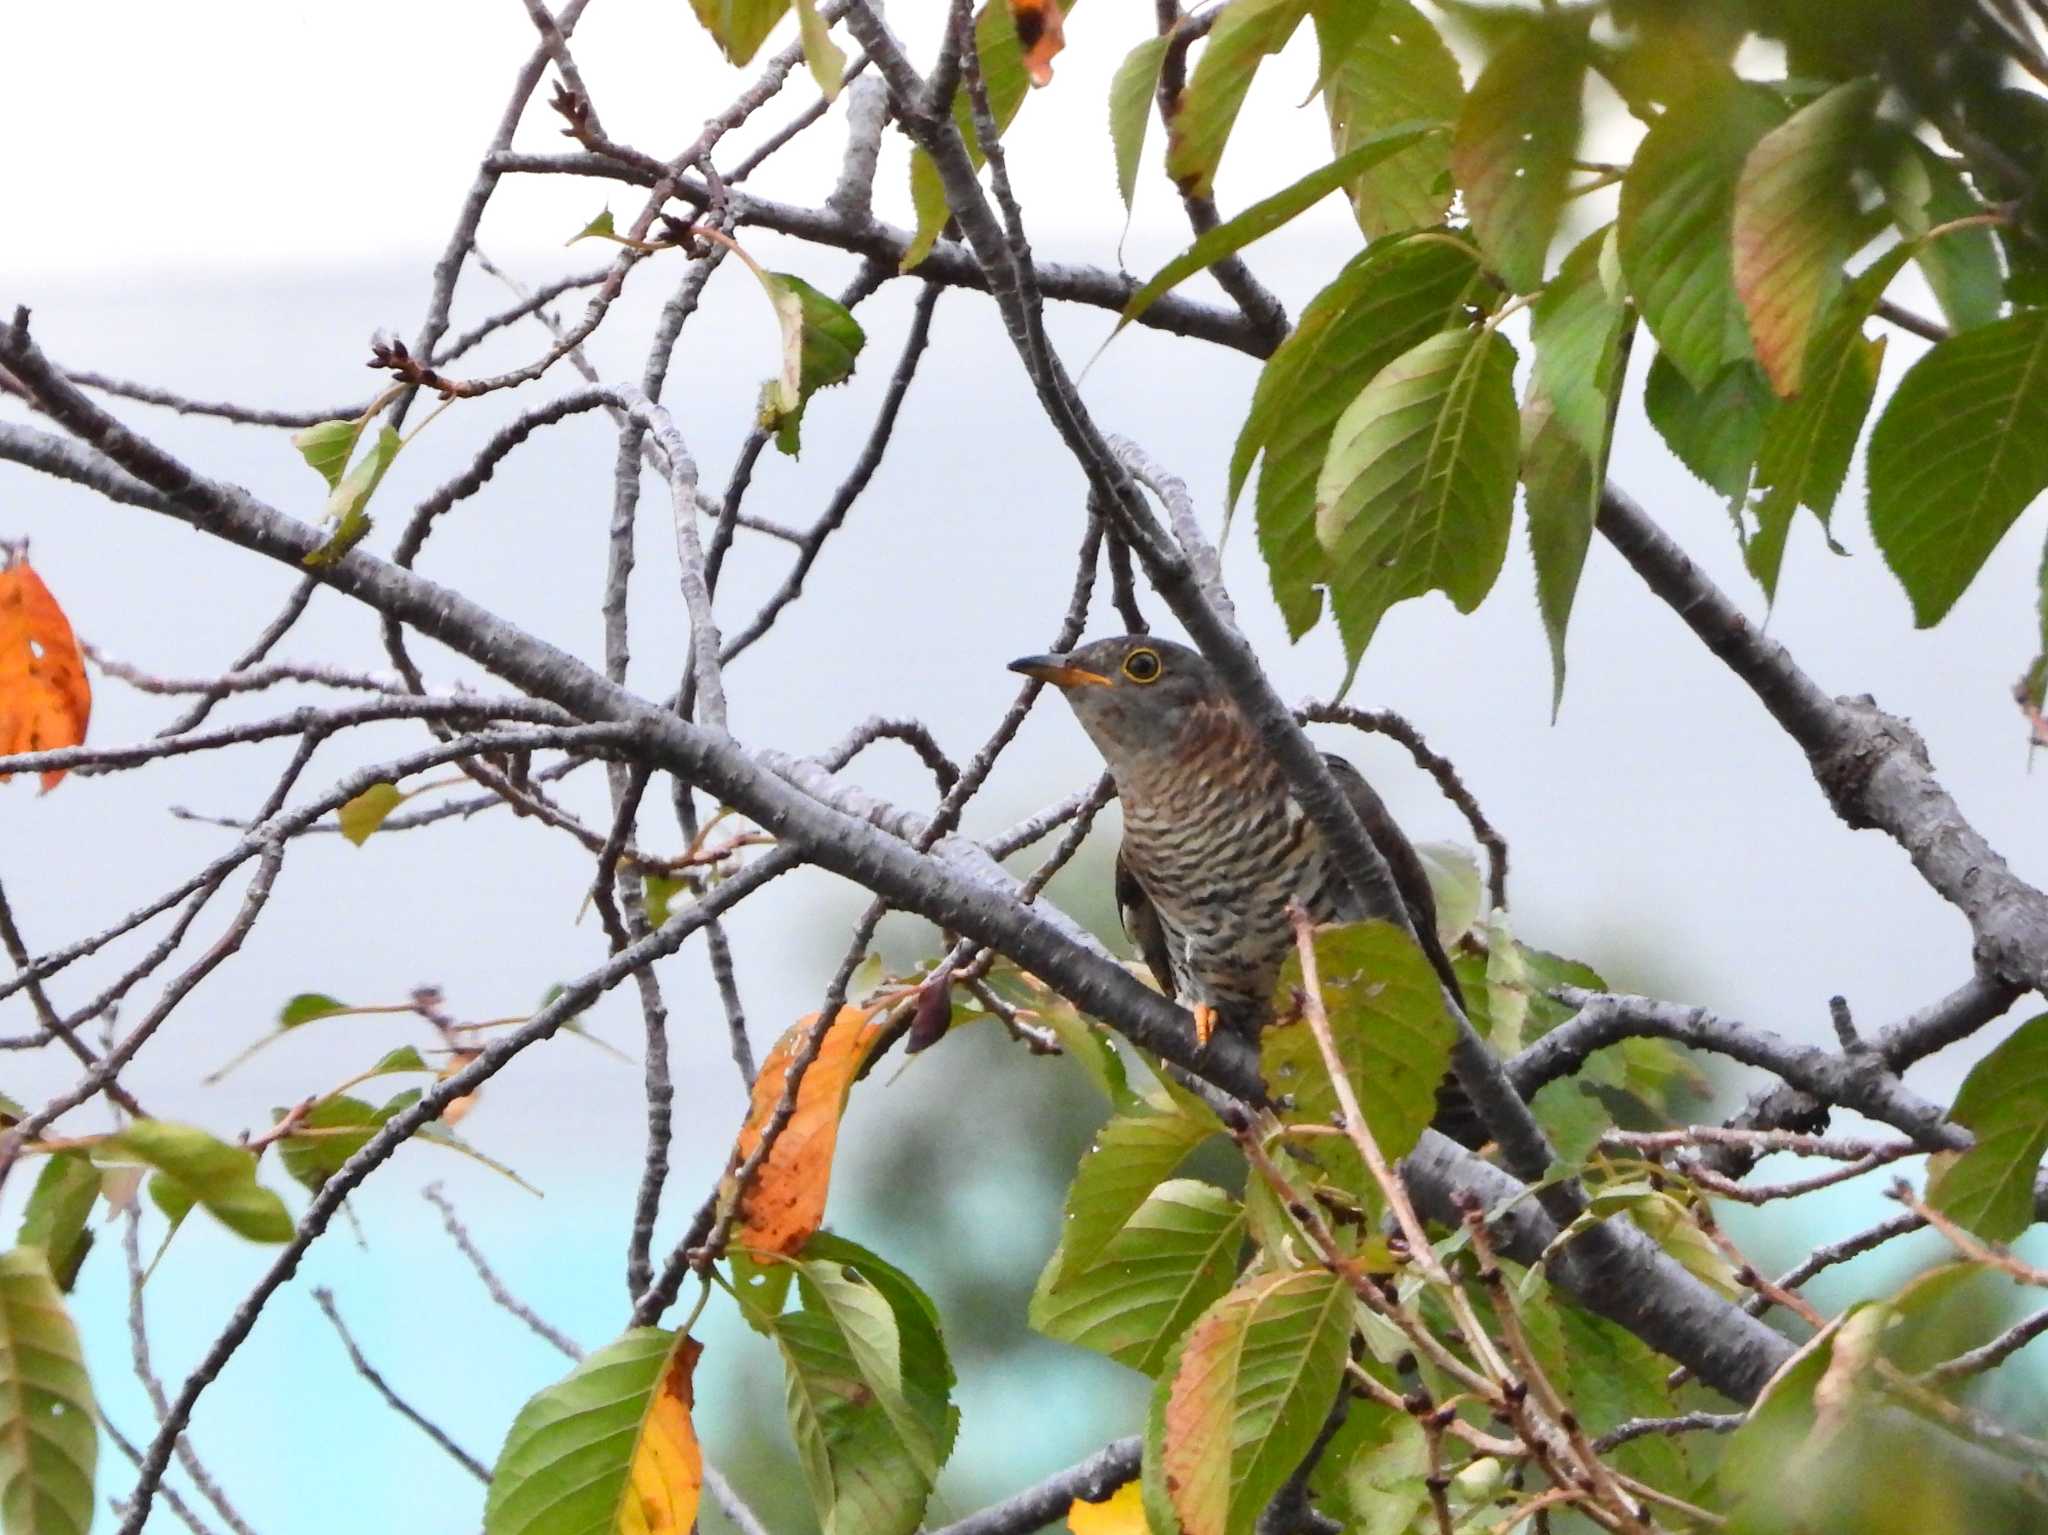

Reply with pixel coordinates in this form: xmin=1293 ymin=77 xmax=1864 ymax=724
xmin=1010 ymin=653 xmax=1113 ymax=689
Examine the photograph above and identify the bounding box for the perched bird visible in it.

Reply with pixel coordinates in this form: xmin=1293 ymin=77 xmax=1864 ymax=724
xmin=1012 ymin=635 xmax=1482 ymax=1142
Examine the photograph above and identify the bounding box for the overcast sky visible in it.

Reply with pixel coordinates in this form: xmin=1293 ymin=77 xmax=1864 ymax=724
xmin=7 ymin=3 xmax=2048 ymax=1530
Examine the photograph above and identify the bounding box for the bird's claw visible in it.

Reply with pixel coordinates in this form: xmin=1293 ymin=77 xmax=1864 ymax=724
xmin=1191 ymin=1003 xmax=1218 ymax=1048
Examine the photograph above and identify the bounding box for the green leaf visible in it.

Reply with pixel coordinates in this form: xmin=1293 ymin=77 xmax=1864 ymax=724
xmin=777 ymin=1236 xmax=954 ymax=1535
xmin=0 ymin=1250 xmax=96 ymax=1535
xmin=366 ymin=1044 xmax=431 ymax=1077
xmin=289 ymin=418 xmax=366 ymax=490
xmin=643 ymin=874 xmax=687 ymax=931
xmin=1031 ymin=1180 xmax=1245 ymax=1376
xmin=1618 ymin=76 xmax=1785 ymax=390
xmin=1055 ymin=1103 xmax=1216 ymax=1283
xmin=1235 ymin=234 xmax=1481 ymax=636
xmin=281 ymin=992 xmax=351 ymax=1027
xmin=1530 ymin=227 xmax=1631 ymax=462
xmin=1263 ymin=921 xmax=1457 ymax=1169
xmin=1732 ymin=78 xmax=1880 ymax=395
xmin=795 ymin=0 xmax=845 ymax=100
xmin=338 ymin=781 xmax=403 ymax=846
xmin=1165 ymin=0 xmax=1311 ymax=198
xmin=1120 ymin=121 xmax=1446 ymax=334
xmin=1886 ymin=140 xmax=2003 ymax=332
xmin=1643 ymin=353 xmax=1774 ymax=502
xmin=95 ymin=1123 xmax=294 ymax=1243
xmin=1315 ymin=0 xmax=1463 ymax=240
xmin=1415 ymin=841 xmax=1481 ymax=946
xmin=1746 ymin=245 xmax=1908 ymax=597
xmin=1521 ymin=394 xmax=1599 ymax=716
xmin=1109 ymin=34 xmax=1170 ymax=212
xmin=688 ymin=0 xmax=793 ymax=66
xmin=1449 ymin=20 xmax=1586 ymax=291
xmin=376 ymin=1088 xmax=540 ymax=1194
xmin=902 ymin=0 xmax=1082 ymax=271
xmin=1867 ymin=308 xmax=2048 ymax=627
xmin=485 ymin=1326 xmax=693 ymax=1535
xmin=1525 ymin=227 xmax=1631 ymax=710
xmin=276 ymin=1096 xmax=382 ymax=1195
xmin=1160 ymin=1270 xmax=1352 ymax=1535
xmin=790 ymin=1248 xmax=940 ymax=1478
xmin=304 ymin=424 xmax=401 ymax=569
xmin=1315 ymin=327 xmax=1520 ymax=671
xmin=755 ymin=272 xmax=867 ymax=456
xmin=17 ymin=1153 xmax=99 ymax=1293
xmin=1927 ymin=1013 xmax=2048 ymax=1242
xmin=568 ymin=207 xmax=618 ymax=246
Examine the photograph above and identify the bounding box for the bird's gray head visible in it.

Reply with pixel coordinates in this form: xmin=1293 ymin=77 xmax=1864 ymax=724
xmin=1009 ymin=636 xmax=1232 ymax=765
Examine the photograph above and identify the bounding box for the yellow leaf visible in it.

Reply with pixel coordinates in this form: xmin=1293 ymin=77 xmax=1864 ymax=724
xmin=338 ymin=782 xmax=403 ymax=846
xmin=727 ymin=1007 xmax=882 ymax=1254
xmin=0 ymin=554 xmax=91 ymax=790
xmin=619 ymin=1334 xmax=704 ymax=1535
xmin=1068 ymin=1481 xmax=1144 ymax=1535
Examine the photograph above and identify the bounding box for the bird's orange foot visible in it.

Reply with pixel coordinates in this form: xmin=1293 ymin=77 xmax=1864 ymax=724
xmin=1191 ymin=1003 xmax=1218 ymax=1048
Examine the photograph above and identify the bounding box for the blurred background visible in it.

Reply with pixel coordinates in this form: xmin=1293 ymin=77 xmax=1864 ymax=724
xmin=5 ymin=2 xmax=2047 ymax=1529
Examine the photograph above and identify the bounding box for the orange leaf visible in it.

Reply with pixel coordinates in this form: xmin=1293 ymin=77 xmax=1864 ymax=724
xmin=728 ymin=1007 xmax=882 ymax=1254
xmin=439 ymin=1048 xmax=483 ymax=1125
xmin=1068 ymin=1482 xmax=1144 ymax=1535
xmin=1009 ymin=0 xmax=1066 ymax=87
xmin=0 ymin=555 xmax=91 ymax=790
xmin=621 ymin=1334 xmax=704 ymax=1535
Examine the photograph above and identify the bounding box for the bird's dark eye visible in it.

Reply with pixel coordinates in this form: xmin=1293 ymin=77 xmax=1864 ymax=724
xmin=1121 ymin=647 xmax=1162 ymax=684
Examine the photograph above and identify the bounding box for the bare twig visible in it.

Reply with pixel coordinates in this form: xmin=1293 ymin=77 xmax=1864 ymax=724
xmin=311 ymin=1287 xmax=490 ymax=1481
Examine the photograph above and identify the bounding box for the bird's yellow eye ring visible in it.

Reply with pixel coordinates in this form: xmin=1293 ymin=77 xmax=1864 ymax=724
xmin=1121 ymin=647 xmax=1163 ymax=684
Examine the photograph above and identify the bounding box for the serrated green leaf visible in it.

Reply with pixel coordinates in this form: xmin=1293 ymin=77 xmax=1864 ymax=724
xmin=688 ymin=0 xmax=792 ymax=65
xmin=1123 ymin=121 xmax=1443 ymax=337
xmin=1315 ymin=327 xmax=1520 ymax=670
xmin=95 ymin=1122 xmax=293 ymax=1243
xmin=1868 ymin=308 xmax=2048 ymax=627
xmin=1056 ymin=1104 xmax=1216 ymax=1283
xmin=1450 ymin=20 xmax=1586 ymax=291
xmin=1315 ymin=0 xmax=1463 ymax=239
xmin=1109 ymin=33 xmax=1170 ymax=212
xmin=1886 ymin=140 xmax=2003 ymax=332
xmin=17 ymin=1153 xmax=98 ymax=1293
xmin=1531 ymin=227 xmax=1631 ymax=462
xmin=1264 ymin=921 xmax=1457 ymax=1172
xmin=1927 ymin=1014 xmax=2048 ymax=1242
xmin=1619 ymin=76 xmax=1785 ymax=390
xmin=1643 ymin=352 xmax=1774 ymax=502
xmin=1165 ymin=0 xmax=1311 ymax=199
xmin=776 ymin=1235 xmax=954 ymax=1535
xmin=902 ymin=0 xmax=1083 ymax=272
xmin=485 ymin=1326 xmax=698 ymax=1535
xmin=289 ymin=418 xmax=366 ymax=490
xmin=1746 ymin=244 xmax=1908 ymax=598
xmin=795 ymin=0 xmax=845 ymax=100
xmin=1030 ymin=1180 xmax=1245 ymax=1376
xmin=338 ymin=781 xmax=402 ymax=846
xmin=1236 ymin=234 xmax=1481 ymax=636
xmin=0 ymin=1249 xmax=96 ymax=1535
xmin=304 ymin=424 xmax=400 ymax=569
xmin=1732 ymin=78 xmax=1880 ymax=395
xmin=755 ymin=272 xmax=866 ymax=456
xmin=1525 ymin=227 xmax=1630 ymax=711
xmin=1160 ymin=1269 xmax=1352 ymax=1535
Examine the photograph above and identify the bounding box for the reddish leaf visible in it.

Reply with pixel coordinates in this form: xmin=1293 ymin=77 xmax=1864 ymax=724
xmin=0 ymin=554 xmax=91 ymax=790
xmin=1008 ymin=0 xmax=1065 ymax=87
xmin=728 ymin=1007 xmax=882 ymax=1254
